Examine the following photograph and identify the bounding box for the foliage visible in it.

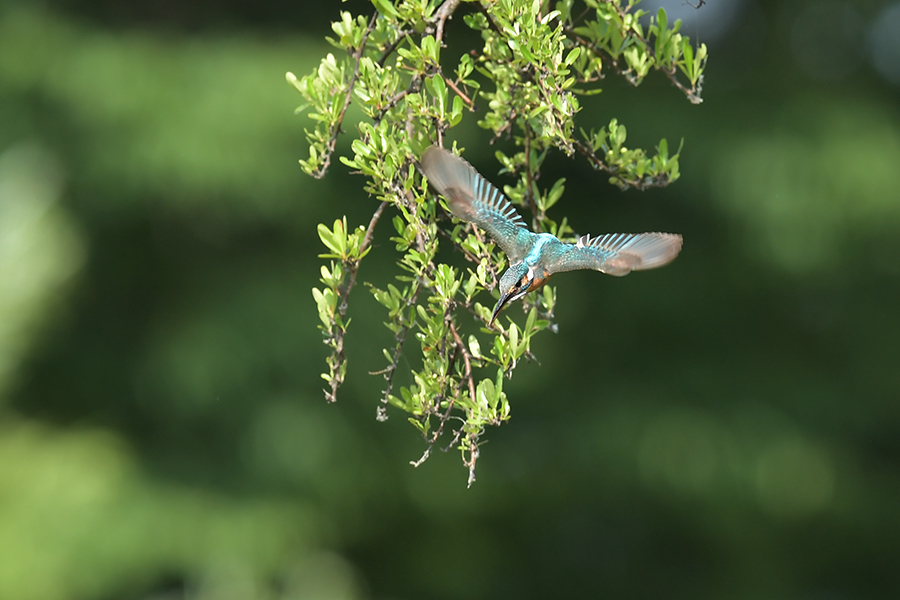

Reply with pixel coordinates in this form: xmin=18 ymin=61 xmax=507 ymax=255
xmin=6 ymin=1 xmax=900 ymax=599
xmin=288 ymin=0 xmax=706 ymax=484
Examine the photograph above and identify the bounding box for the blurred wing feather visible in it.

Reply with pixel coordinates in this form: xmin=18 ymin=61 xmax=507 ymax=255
xmin=544 ymin=232 xmax=683 ymax=276
xmin=420 ymin=145 xmax=535 ymax=262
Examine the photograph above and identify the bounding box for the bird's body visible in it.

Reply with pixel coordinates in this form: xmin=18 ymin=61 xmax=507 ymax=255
xmin=419 ymin=145 xmax=682 ymax=324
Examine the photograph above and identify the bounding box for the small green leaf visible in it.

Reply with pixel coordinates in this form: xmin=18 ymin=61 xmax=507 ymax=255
xmin=312 ymin=287 xmax=336 ymax=327
xmin=371 ymin=0 xmax=399 ymax=19
xmin=450 ymin=95 xmax=464 ymax=126
xmin=546 ymin=178 xmax=566 ymax=210
xmin=658 ymin=138 xmax=668 ymax=161
xmin=468 ymin=335 xmax=482 ymax=359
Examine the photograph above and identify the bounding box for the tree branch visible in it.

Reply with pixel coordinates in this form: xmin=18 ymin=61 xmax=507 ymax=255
xmin=312 ymin=13 xmax=378 ymax=179
xmin=325 ymin=200 xmax=388 ymax=403
xmin=571 ymin=139 xmax=673 ymax=190
xmin=445 ymin=77 xmax=476 ymax=111
xmin=434 ymin=0 xmax=462 ymax=44
xmin=564 ymin=20 xmax=703 ymax=104
xmin=449 ymin=318 xmax=477 ymax=404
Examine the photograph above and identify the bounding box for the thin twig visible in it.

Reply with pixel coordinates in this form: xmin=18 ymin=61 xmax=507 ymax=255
xmin=325 ymin=200 xmax=388 ymax=403
xmin=571 ymin=138 xmax=672 ymax=190
xmin=564 ymin=27 xmax=703 ymax=104
xmin=337 ymin=200 xmax=387 ymax=317
xmin=374 ymin=76 xmax=423 ymax=125
xmin=449 ymin=319 xmax=477 ymax=403
xmin=377 ymin=29 xmax=414 ymax=67
xmin=571 ymin=6 xmax=592 ymax=26
xmin=475 ymin=2 xmax=504 ymax=37
xmin=411 ymin=347 xmax=455 ymax=467
xmin=406 ymin=217 xmax=491 ymax=469
xmin=312 ymin=13 xmax=378 ymax=179
xmin=563 ymin=4 xmax=704 ymax=104
xmin=445 ymin=77 xmax=476 ymax=110
xmin=465 ymin=443 xmax=479 ymax=487
xmin=373 ymin=277 xmax=421 ymax=417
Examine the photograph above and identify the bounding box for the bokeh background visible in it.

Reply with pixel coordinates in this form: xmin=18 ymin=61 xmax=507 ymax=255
xmin=2 ymin=0 xmax=900 ymax=598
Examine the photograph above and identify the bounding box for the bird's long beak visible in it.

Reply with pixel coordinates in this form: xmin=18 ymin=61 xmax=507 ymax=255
xmin=489 ymin=292 xmax=513 ymax=326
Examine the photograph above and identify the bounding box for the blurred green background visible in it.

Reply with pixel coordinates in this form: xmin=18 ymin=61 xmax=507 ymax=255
xmin=2 ymin=0 xmax=900 ymax=598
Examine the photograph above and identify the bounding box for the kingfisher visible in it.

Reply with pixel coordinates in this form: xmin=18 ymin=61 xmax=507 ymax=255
xmin=419 ymin=145 xmax=683 ymax=325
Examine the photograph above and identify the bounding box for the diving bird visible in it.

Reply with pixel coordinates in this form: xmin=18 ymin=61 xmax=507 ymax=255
xmin=419 ymin=145 xmax=683 ymax=325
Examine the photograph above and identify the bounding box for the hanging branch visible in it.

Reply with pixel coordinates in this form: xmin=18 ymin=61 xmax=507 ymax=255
xmin=293 ymin=0 xmax=705 ymax=483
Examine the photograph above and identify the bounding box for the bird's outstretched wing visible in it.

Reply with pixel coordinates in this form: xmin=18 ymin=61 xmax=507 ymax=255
xmin=542 ymin=232 xmax=683 ymax=276
xmin=420 ymin=145 xmax=537 ymax=263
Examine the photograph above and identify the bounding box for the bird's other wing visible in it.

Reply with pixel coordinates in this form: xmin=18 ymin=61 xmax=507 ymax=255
xmin=542 ymin=232 xmax=683 ymax=276
xmin=420 ymin=145 xmax=536 ymax=263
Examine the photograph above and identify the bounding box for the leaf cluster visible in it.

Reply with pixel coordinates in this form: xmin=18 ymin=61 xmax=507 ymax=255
xmin=287 ymin=0 xmax=705 ymax=484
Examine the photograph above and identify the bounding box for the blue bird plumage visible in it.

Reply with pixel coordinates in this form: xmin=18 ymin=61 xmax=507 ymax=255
xmin=419 ymin=145 xmax=683 ymax=325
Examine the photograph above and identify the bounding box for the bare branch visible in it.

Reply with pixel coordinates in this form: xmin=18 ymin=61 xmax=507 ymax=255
xmin=445 ymin=77 xmax=476 ymax=111
xmin=465 ymin=443 xmax=479 ymax=488
xmin=434 ymin=0 xmax=462 ymax=44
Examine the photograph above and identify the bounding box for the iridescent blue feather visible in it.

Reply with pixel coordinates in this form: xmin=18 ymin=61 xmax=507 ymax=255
xmin=542 ymin=232 xmax=683 ymax=276
xmin=420 ymin=144 xmax=683 ymax=323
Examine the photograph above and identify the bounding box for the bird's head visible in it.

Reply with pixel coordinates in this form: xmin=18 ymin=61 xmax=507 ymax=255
xmin=490 ymin=262 xmax=537 ymax=326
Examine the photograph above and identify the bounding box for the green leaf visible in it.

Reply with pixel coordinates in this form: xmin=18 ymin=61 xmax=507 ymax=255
xmin=294 ymin=0 xmax=702 ymax=481
xmin=468 ymin=335 xmax=482 ymax=359
xmin=312 ymin=287 xmax=336 ymax=327
xmin=546 ymin=178 xmax=566 ymax=210
xmin=680 ymin=38 xmax=694 ymax=79
xmin=508 ymin=322 xmax=519 ymax=356
xmin=317 ymin=218 xmax=348 ymax=258
xmin=476 ymin=377 xmax=495 ymax=409
xmin=450 ymin=95 xmax=464 ymax=126
xmin=564 ymin=47 xmax=581 ymax=67
xmin=371 ymin=0 xmax=399 ymax=19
